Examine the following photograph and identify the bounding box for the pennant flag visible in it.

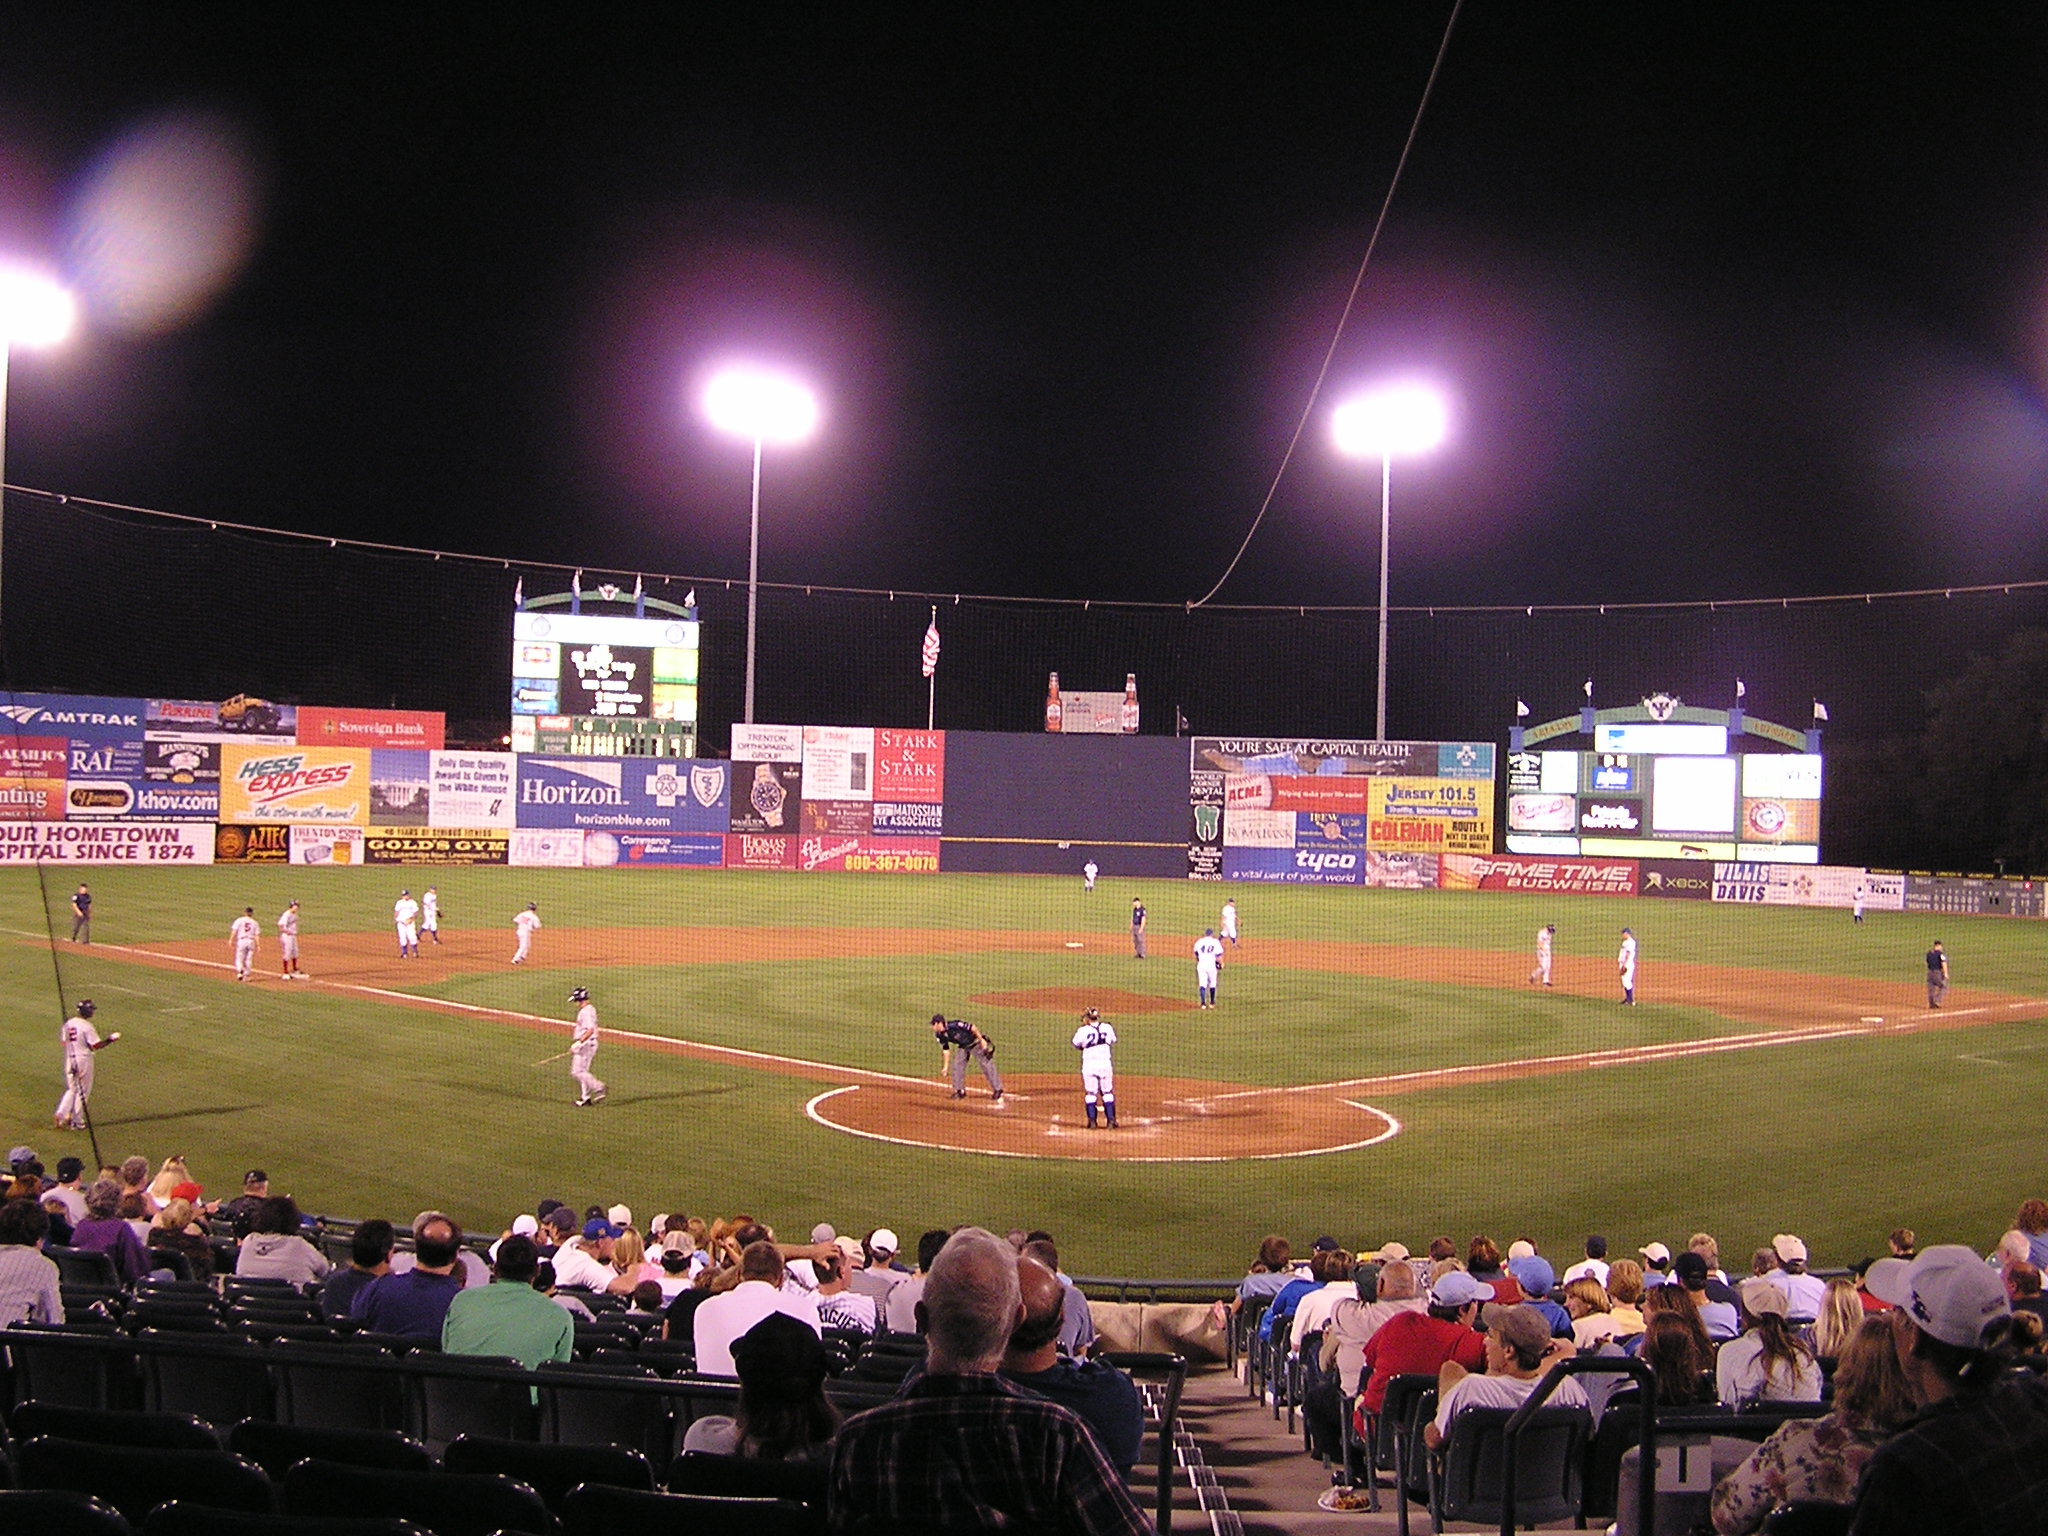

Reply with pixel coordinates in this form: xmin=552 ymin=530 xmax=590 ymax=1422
xmin=1813 ymin=700 xmax=1830 ymax=722
xmin=921 ymin=615 xmax=941 ymax=679
xmin=1736 ymin=678 xmax=1746 ymax=699
xmin=513 ymin=577 xmax=524 ymax=607
xmin=633 ymin=574 xmax=644 ymax=601
xmin=1583 ymin=678 xmax=1594 ymax=699
xmin=1516 ymin=699 xmax=1530 ymax=718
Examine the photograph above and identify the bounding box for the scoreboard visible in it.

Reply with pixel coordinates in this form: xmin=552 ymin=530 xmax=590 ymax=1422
xmin=510 ymin=611 xmax=699 ymax=727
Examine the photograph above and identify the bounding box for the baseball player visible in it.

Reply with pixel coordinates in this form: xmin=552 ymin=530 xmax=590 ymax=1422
xmin=1220 ymin=897 xmax=1238 ymax=946
xmin=70 ymin=883 xmax=91 ymax=943
xmin=931 ymin=1013 xmax=1003 ymax=1103
xmin=1926 ymin=940 xmax=1948 ymax=1009
xmin=1082 ymin=858 xmax=1098 ymax=892
xmin=1072 ymin=1006 xmax=1118 ymax=1129
xmin=512 ymin=902 xmax=542 ymax=964
xmin=278 ymin=900 xmax=305 ymax=979
xmin=421 ymin=886 xmax=442 ymax=945
xmin=1853 ymin=886 xmax=1866 ymax=924
xmin=1193 ymin=927 xmax=1224 ymax=1008
xmin=1130 ymin=898 xmax=1147 ymax=959
xmin=230 ymin=907 xmax=260 ymax=981
xmin=54 ymin=999 xmax=118 ymax=1130
xmin=570 ymin=986 xmax=606 ymax=1106
xmin=393 ymin=890 xmax=421 ymax=958
xmin=1617 ymin=927 xmax=1638 ymax=1004
xmin=1530 ymin=924 xmax=1555 ymax=987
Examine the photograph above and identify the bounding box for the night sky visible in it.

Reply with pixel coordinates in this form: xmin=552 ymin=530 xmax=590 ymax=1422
xmin=2 ymin=5 xmax=2046 ymax=615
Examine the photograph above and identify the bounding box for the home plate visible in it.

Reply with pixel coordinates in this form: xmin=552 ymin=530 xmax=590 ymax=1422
xmin=1064 ymin=941 xmax=1084 ymax=949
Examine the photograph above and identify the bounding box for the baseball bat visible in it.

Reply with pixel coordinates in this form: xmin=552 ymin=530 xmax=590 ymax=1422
xmin=533 ymin=1049 xmax=573 ymax=1066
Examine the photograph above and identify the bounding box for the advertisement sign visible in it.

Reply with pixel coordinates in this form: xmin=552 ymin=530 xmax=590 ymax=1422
xmin=145 ymin=740 xmax=218 ymax=783
xmin=428 ymin=752 xmax=517 ymax=829
xmin=587 ymin=832 xmax=724 ymax=868
xmin=793 ymin=834 xmax=940 ymax=874
xmin=1196 ymin=737 xmax=1437 ymax=776
xmin=515 ymin=756 xmax=720 ymax=832
xmin=147 ymin=696 xmax=297 ymax=742
xmin=1221 ymin=807 xmax=1296 ymax=848
xmin=361 ymin=827 xmax=508 ymax=865
xmin=0 ymin=780 xmax=66 ymax=821
xmin=219 ymin=745 xmax=371 ymax=825
xmin=510 ymin=610 xmax=700 ymax=721
xmin=641 ymin=761 xmax=730 ymax=832
xmin=1438 ymin=854 xmax=1639 ymax=896
xmin=1366 ymin=851 xmax=1440 ymax=888
xmin=873 ymin=729 xmax=945 ymax=801
xmin=1189 ymin=771 xmax=1224 ymax=879
xmin=1505 ymin=751 xmax=1542 ymax=792
xmin=0 ymin=694 xmax=147 ymax=746
xmin=1220 ymin=846 xmax=1364 ymax=885
xmin=872 ymin=801 xmax=942 ymax=836
xmin=291 ymin=827 xmax=365 ymax=865
xmin=801 ymin=726 xmax=875 ymax=801
xmin=1579 ymin=798 xmax=1644 ymax=835
xmin=298 ymin=707 xmax=445 ymax=750
xmin=369 ymin=750 xmax=431 ymax=825
xmin=802 ymin=800 xmax=874 ymax=836
xmin=66 ymin=739 xmax=143 ymax=780
xmin=1650 ymin=756 xmax=1738 ymax=833
xmin=1740 ymin=797 xmax=1820 ymax=844
xmin=130 ymin=783 xmax=219 ymax=819
xmin=1510 ymin=793 xmax=1575 ymax=833
xmin=730 ymin=760 xmax=803 ymax=834
xmin=1640 ymin=860 xmax=1713 ymax=899
xmin=1300 ymin=811 xmax=1368 ymax=847
xmin=1367 ymin=779 xmax=1492 ymax=854
xmin=1056 ymin=692 xmax=1127 ymax=734
xmin=0 ymin=823 xmax=213 ymax=864
xmin=64 ymin=782 xmax=136 ymax=818
xmin=725 ymin=833 xmax=797 ymax=870
xmin=732 ymin=724 xmax=804 ymax=762
xmin=508 ymin=828 xmax=585 ymax=868
xmin=1741 ymin=754 xmax=1823 ymax=799
xmin=0 ymin=737 xmax=67 ymax=777
xmin=1711 ymin=863 xmax=1772 ymax=902
xmin=215 ymin=824 xmax=290 ymax=863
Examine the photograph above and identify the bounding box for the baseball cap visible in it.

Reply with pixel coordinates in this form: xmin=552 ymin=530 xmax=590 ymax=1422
xmin=56 ymin=1157 xmax=83 ymax=1181
xmin=544 ymin=1207 xmax=579 ymax=1235
xmin=1430 ymin=1270 xmax=1493 ymax=1309
xmin=811 ymin=1222 xmax=837 ymax=1243
xmin=1507 ymin=1255 xmax=1556 ymax=1296
xmin=1673 ymin=1251 xmax=1709 ymax=1286
xmin=833 ymin=1235 xmax=865 ymax=1265
xmin=1772 ymin=1234 xmax=1808 ymax=1263
xmin=1738 ymin=1277 xmax=1790 ymax=1319
xmin=583 ymin=1218 xmax=621 ymax=1242
xmin=868 ymin=1228 xmax=900 ymax=1258
xmin=732 ymin=1311 xmax=829 ymax=1398
xmin=607 ymin=1204 xmax=632 ymax=1229
xmin=1506 ymin=1239 xmax=1537 ymax=1261
xmin=8 ymin=1146 xmax=36 ymax=1169
xmin=1639 ymin=1241 xmax=1671 ymax=1264
xmin=661 ymin=1248 xmax=692 ymax=1272
xmin=1866 ymin=1246 xmax=2012 ymax=1350
xmin=511 ymin=1215 xmax=540 ymax=1237
xmin=1312 ymin=1235 xmax=1340 ymax=1252
xmin=243 ymin=1170 xmax=268 ymax=1187
xmin=1370 ymin=1241 xmax=1410 ymax=1263
xmin=169 ymin=1182 xmax=204 ymax=1204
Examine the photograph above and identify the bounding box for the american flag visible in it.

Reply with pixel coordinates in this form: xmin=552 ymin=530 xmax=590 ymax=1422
xmin=921 ymin=618 xmax=941 ymax=679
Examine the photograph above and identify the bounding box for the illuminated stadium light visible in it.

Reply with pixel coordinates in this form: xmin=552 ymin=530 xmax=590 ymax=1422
xmin=0 ymin=265 xmax=77 ymax=637
xmin=1333 ymin=382 xmax=1450 ymax=741
xmin=701 ymin=365 xmax=821 ymax=723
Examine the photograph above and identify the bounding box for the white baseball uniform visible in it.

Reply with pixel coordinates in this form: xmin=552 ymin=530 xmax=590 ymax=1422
xmin=1220 ymin=900 xmax=1238 ymax=945
xmin=393 ymin=895 xmax=420 ymax=956
xmin=1082 ymin=860 xmax=1098 ymax=891
xmin=55 ymin=1014 xmax=100 ymax=1129
xmin=1072 ymin=1018 xmax=1117 ymax=1104
xmin=421 ymin=888 xmax=440 ymax=942
xmin=1618 ymin=931 xmax=1638 ymax=1002
xmin=571 ymin=1001 xmax=606 ymax=1104
xmin=230 ymin=913 xmax=260 ymax=980
xmin=278 ymin=905 xmax=301 ymax=974
xmin=513 ymin=908 xmax=541 ymax=964
xmin=1531 ymin=926 xmax=1553 ymax=986
xmin=1194 ymin=932 xmax=1224 ymax=1007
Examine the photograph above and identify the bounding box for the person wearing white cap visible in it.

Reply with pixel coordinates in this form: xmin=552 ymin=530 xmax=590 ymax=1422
xmin=1639 ymin=1240 xmax=1675 ymax=1286
xmin=847 ymin=1229 xmax=906 ymax=1306
xmin=1850 ymin=1245 xmax=2048 ymax=1534
xmin=1763 ymin=1234 xmax=1828 ymax=1319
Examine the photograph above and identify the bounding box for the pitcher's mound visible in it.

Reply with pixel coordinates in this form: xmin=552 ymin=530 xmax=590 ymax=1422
xmin=969 ymin=987 xmax=1197 ymax=1014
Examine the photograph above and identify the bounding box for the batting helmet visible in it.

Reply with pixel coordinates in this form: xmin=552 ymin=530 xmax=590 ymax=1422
xmin=569 ymin=987 xmax=589 ymax=1003
xmin=76 ymin=999 xmax=96 ymax=1017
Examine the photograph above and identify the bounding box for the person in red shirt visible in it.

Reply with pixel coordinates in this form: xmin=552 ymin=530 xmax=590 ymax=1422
xmin=1356 ymin=1268 xmax=1491 ymax=1422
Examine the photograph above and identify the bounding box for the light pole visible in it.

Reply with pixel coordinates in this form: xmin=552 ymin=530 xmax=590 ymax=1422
xmin=0 ymin=267 xmax=76 ymax=644
xmin=702 ymin=365 xmax=819 ymax=725
xmin=1332 ymin=383 xmax=1448 ymax=741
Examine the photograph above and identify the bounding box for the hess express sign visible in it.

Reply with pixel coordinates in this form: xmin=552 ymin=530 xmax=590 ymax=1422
xmin=219 ymin=745 xmax=370 ymax=825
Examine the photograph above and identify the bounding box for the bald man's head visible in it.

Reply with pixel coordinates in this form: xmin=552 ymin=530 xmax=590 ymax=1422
xmin=1008 ymin=1255 xmax=1067 ymax=1356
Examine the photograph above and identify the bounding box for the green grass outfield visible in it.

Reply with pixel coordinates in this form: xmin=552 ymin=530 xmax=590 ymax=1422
xmin=5 ymin=865 xmax=2043 ymax=1279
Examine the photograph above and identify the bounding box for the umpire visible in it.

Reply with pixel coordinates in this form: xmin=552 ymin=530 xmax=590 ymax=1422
xmin=931 ymin=1013 xmax=1004 ymax=1104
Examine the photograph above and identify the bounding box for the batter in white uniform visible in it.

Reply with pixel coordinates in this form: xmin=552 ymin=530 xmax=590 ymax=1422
xmin=569 ymin=986 xmax=606 ymax=1106
xmin=512 ymin=902 xmax=541 ymax=964
xmin=421 ymin=886 xmax=442 ymax=945
xmin=278 ymin=900 xmax=304 ymax=979
xmin=393 ymin=891 xmax=420 ymax=958
xmin=1530 ymin=924 xmax=1555 ymax=987
xmin=230 ymin=907 xmax=260 ymax=981
xmin=1617 ymin=927 xmax=1638 ymax=1004
xmin=1220 ymin=898 xmax=1239 ymax=946
xmin=1193 ymin=927 xmax=1224 ymax=1009
xmin=1072 ymin=1007 xmax=1118 ymax=1129
xmin=54 ymin=1000 xmax=118 ymax=1130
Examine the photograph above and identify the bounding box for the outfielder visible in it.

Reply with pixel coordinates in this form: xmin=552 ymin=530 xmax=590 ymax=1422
xmin=1083 ymin=859 xmax=1098 ymax=892
xmin=1072 ymin=1006 xmax=1118 ymax=1129
xmin=230 ymin=907 xmax=260 ymax=981
xmin=1194 ymin=926 xmax=1224 ymax=1009
xmin=570 ymin=986 xmax=606 ymax=1106
xmin=1220 ymin=897 xmax=1238 ymax=946
xmin=1530 ymin=924 xmax=1555 ymax=987
xmin=932 ymin=1013 xmax=1003 ymax=1103
xmin=422 ymin=886 xmax=442 ymax=945
xmin=393 ymin=890 xmax=421 ymax=958
xmin=54 ymin=1000 xmax=118 ymax=1130
xmin=278 ymin=900 xmax=305 ymax=980
xmin=1617 ymin=927 xmax=1637 ymax=1004
xmin=512 ymin=902 xmax=542 ymax=964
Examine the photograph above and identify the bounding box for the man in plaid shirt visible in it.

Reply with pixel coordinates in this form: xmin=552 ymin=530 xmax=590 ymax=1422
xmin=829 ymin=1227 xmax=1151 ymax=1535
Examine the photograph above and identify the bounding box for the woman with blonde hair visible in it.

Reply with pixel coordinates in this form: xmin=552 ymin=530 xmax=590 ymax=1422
xmin=1605 ymin=1259 xmax=1647 ymax=1338
xmin=147 ymin=1156 xmax=194 ymax=1207
xmin=1564 ymin=1276 xmax=1618 ymax=1349
xmin=1811 ymin=1275 xmax=1863 ymax=1362
xmin=609 ymin=1228 xmax=661 ymax=1291
xmin=148 ymin=1197 xmax=217 ymax=1280
xmin=1710 ymin=1315 xmax=1916 ymax=1534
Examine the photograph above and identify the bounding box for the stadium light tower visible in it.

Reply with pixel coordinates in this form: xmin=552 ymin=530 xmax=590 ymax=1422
xmin=1332 ymin=382 xmax=1449 ymax=741
xmin=702 ymin=365 xmax=820 ymax=725
xmin=0 ymin=265 xmax=76 ymax=640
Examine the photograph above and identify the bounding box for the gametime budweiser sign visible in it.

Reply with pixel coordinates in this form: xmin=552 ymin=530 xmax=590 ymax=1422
xmin=1439 ymin=853 xmax=1640 ymax=896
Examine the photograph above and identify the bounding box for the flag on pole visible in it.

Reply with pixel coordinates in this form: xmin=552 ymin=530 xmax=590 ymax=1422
xmin=1583 ymin=678 xmax=1593 ymax=700
xmin=921 ymin=613 xmax=941 ymax=679
xmin=1516 ymin=699 xmax=1530 ymax=718
xmin=1736 ymin=678 xmax=1746 ymax=699
xmin=1813 ymin=700 xmax=1829 ymax=722
xmin=513 ymin=577 xmax=524 ymax=607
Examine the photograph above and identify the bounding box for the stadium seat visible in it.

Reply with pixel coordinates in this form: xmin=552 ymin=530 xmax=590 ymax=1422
xmin=445 ymin=1434 xmax=654 ymax=1511
xmin=535 ymin=1360 xmax=674 ymax=1466
xmin=10 ymin=1404 xmax=219 ymax=1451
xmin=142 ymin=1507 xmax=430 ymax=1536
xmin=282 ymin=1460 xmax=551 ymax=1536
xmin=668 ymin=1448 xmax=828 ymax=1510
xmin=634 ymin=1337 xmax=697 ymax=1374
xmin=138 ymin=1333 xmax=275 ymax=1423
xmin=5 ymin=1327 xmax=143 ymax=1410
xmin=16 ymin=1437 xmax=275 ymax=1525
xmin=0 ymin=1489 xmax=136 ymax=1536
xmin=560 ymin=1485 xmax=818 ymax=1536
xmin=227 ymin=1419 xmax=436 ymax=1480
xmin=1424 ymin=1406 xmax=1587 ymax=1534
xmin=122 ymin=1301 xmax=224 ymax=1335
xmin=47 ymin=1247 xmax=121 ymax=1289
xmin=413 ymin=1361 xmax=540 ymax=1451
xmin=273 ymin=1344 xmax=410 ymax=1432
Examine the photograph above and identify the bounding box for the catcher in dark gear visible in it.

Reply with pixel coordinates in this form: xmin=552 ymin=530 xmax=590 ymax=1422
xmin=930 ymin=1013 xmax=1003 ymax=1104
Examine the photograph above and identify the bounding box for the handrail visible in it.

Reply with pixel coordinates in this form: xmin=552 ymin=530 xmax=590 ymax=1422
xmin=1496 ymin=1354 xmax=1656 ymax=1536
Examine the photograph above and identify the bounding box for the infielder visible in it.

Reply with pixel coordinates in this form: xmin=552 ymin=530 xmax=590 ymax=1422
xmin=932 ymin=1013 xmax=1003 ymax=1103
xmin=1072 ymin=1006 xmax=1118 ymax=1129
xmin=1083 ymin=859 xmax=1098 ymax=892
xmin=570 ymin=986 xmax=606 ymax=1106
xmin=1617 ymin=927 xmax=1637 ymax=1004
xmin=54 ymin=999 xmax=118 ymax=1131
xmin=1530 ymin=924 xmax=1556 ymax=987
xmin=512 ymin=902 xmax=542 ymax=964
xmin=422 ymin=886 xmax=442 ymax=945
xmin=1130 ymin=898 xmax=1147 ymax=959
xmin=393 ymin=890 xmax=421 ymax=958
xmin=278 ymin=900 xmax=305 ymax=980
xmin=1193 ymin=927 xmax=1224 ymax=1008
xmin=230 ymin=907 xmax=260 ymax=981
xmin=1220 ymin=897 xmax=1238 ymax=946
